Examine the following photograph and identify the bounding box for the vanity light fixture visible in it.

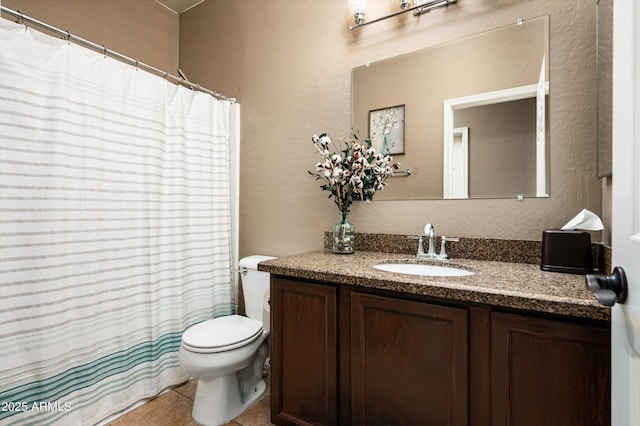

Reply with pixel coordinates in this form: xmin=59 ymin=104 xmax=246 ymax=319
xmin=349 ymin=0 xmax=457 ymax=31
xmin=348 ymin=0 xmax=367 ymax=25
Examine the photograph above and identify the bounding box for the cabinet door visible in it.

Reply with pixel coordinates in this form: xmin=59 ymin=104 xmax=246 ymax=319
xmin=351 ymin=293 xmax=469 ymax=426
xmin=491 ymin=311 xmax=611 ymax=426
xmin=270 ymin=277 xmax=337 ymax=426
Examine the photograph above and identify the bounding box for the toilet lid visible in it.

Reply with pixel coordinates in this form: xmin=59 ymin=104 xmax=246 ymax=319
xmin=182 ymin=315 xmax=263 ymax=353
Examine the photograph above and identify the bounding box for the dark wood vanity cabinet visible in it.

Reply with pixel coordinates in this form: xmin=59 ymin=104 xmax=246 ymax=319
xmin=351 ymin=293 xmax=469 ymax=426
xmin=270 ymin=277 xmax=338 ymax=425
xmin=491 ymin=311 xmax=611 ymax=426
xmin=270 ymin=276 xmax=611 ymax=426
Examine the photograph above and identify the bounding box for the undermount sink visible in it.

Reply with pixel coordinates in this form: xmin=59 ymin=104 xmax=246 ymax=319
xmin=373 ymin=263 xmax=475 ymax=277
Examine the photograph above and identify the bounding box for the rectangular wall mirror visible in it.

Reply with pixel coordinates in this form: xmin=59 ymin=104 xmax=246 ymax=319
xmin=352 ymin=15 xmax=550 ymax=200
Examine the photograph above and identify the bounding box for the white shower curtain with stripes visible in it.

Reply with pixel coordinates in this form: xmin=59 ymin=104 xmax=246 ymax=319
xmin=0 ymin=19 xmax=236 ymax=425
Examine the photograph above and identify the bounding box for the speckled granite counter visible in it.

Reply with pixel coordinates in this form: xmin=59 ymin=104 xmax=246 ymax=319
xmin=258 ymin=250 xmax=610 ymax=322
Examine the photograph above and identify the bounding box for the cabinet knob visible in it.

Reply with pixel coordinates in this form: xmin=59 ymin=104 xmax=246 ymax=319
xmin=585 ymin=266 xmax=628 ymax=307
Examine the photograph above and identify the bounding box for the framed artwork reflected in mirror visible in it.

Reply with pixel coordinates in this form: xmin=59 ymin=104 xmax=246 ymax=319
xmin=368 ymin=104 xmax=405 ymax=155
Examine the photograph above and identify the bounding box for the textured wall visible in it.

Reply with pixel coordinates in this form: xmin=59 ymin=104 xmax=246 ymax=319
xmin=179 ymin=0 xmax=602 ymax=258
xmin=2 ymin=0 xmax=603 ymax=258
xmin=1 ymin=0 xmax=179 ymax=73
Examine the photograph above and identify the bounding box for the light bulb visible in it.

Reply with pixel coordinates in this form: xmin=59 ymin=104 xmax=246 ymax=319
xmin=348 ymin=0 xmax=367 ymax=25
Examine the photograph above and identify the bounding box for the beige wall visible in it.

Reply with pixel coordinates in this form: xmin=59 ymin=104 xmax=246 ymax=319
xmin=1 ymin=0 xmax=605 ymax=259
xmin=455 ymin=98 xmax=537 ymax=198
xmin=180 ymin=0 xmax=602 ymax=258
xmin=2 ymin=0 xmax=179 ymax=73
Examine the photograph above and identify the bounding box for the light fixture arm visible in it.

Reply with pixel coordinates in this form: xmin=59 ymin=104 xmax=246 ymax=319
xmin=349 ymin=0 xmax=457 ymax=31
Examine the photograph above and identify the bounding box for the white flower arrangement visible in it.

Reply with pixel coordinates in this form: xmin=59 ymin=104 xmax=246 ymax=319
xmin=371 ymin=107 xmax=402 ymax=154
xmin=308 ymin=132 xmax=400 ymax=213
xmin=371 ymin=107 xmax=401 ymax=137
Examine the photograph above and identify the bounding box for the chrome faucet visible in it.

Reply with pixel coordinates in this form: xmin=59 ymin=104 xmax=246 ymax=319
xmin=421 ymin=223 xmax=436 ymax=258
xmin=408 ymin=223 xmax=437 ymax=259
xmin=409 ymin=224 xmax=459 ymax=260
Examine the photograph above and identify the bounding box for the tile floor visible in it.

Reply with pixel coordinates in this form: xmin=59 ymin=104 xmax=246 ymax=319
xmin=107 ymin=376 xmax=274 ymax=426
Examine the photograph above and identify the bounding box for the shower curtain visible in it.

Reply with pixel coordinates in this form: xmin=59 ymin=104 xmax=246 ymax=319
xmin=0 ymin=19 xmax=237 ymax=425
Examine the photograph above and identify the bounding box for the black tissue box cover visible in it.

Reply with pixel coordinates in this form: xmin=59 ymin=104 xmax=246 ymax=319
xmin=541 ymin=229 xmax=593 ymax=274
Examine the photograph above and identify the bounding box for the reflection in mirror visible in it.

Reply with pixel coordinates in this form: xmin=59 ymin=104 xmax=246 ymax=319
xmin=352 ymin=16 xmax=550 ymax=200
xmin=447 ymin=96 xmax=549 ymax=199
xmin=597 ymin=0 xmax=612 ymax=178
xmin=444 ymin=79 xmax=549 ymax=199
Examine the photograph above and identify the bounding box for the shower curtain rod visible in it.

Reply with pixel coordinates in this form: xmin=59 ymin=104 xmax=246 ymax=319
xmin=0 ymin=5 xmax=236 ymax=103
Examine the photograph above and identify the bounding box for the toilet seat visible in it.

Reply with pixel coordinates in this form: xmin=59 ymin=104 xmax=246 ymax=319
xmin=182 ymin=314 xmax=264 ymax=354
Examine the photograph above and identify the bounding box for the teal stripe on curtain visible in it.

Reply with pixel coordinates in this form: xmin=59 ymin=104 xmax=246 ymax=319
xmin=2 ymin=358 xmax=184 ymax=426
xmin=0 ymin=18 xmax=236 ymax=425
xmin=0 ymin=330 xmax=186 ymax=422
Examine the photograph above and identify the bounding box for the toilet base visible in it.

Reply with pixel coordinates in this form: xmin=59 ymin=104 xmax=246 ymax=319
xmin=191 ymin=340 xmax=269 ymax=426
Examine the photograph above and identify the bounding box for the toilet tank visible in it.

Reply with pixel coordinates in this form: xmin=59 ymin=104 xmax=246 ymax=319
xmin=239 ymin=255 xmax=276 ymax=322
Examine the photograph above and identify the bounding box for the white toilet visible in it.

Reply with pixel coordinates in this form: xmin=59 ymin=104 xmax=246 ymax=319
xmin=179 ymin=255 xmax=275 ymax=426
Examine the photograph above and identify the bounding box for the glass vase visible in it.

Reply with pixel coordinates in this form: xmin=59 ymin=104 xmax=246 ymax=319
xmin=332 ymin=210 xmax=355 ymax=254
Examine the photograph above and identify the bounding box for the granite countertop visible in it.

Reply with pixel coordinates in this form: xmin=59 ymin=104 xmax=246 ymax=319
xmin=258 ymin=250 xmax=610 ymax=322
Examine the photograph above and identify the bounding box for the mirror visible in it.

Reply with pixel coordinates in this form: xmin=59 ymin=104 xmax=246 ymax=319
xmin=352 ymin=16 xmax=550 ymax=200
xmin=597 ymin=0 xmax=612 ymax=178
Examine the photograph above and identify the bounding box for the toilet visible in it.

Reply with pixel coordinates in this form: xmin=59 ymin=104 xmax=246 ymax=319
xmin=179 ymin=255 xmax=276 ymax=426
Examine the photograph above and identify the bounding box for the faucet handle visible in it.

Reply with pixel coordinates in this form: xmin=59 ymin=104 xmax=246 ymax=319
xmin=438 ymin=236 xmax=459 ymax=260
xmin=408 ymin=235 xmax=426 ymax=257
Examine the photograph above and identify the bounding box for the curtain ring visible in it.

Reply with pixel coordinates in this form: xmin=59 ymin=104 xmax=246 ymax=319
xmin=17 ymin=10 xmax=28 ymax=29
xmin=134 ymin=59 xmax=139 ymax=69
xmin=64 ymin=30 xmax=71 ymax=41
xmin=102 ymin=45 xmax=107 ymax=56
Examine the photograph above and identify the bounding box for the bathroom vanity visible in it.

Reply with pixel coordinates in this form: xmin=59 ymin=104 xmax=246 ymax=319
xmin=260 ymin=247 xmax=610 ymax=426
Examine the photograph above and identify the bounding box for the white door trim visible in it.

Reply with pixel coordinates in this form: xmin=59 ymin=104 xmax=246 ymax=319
xmin=443 ymin=80 xmax=549 ymax=199
xmin=443 ymin=127 xmax=469 ymax=199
